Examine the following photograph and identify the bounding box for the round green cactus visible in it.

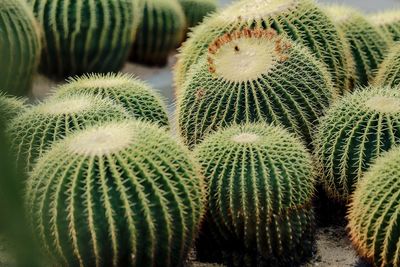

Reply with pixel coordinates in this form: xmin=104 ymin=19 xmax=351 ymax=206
xmin=178 ymin=28 xmax=335 ymax=148
xmin=53 ymin=73 xmax=169 ymax=128
xmin=371 ymin=10 xmax=400 ymax=42
xmin=8 ymin=94 xmax=130 ymax=171
xmin=0 ymin=0 xmax=41 ymax=96
xmin=0 ymin=94 xmax=26 ymax=123
xmin=26 ymin=120 xmax=204 ymax=267
xmin=324 ymin=5 xmax=390 ymax=87
xmin=194 ymin=123 xmax=316 ymax=266
xmin=130 ymin=0 xmax=186 ymax=66
xmin=375 ymin=45 xmax=400 ymax=88
xmin=315 ymin=86 xmax=400 ymax=202
xmin=178 ymin=0 xmax=217 ymax=29
xmin=174 ymin=0 xmax=352 ymax=97
xmin=26 ymin=0 xmax=141 ymax=78
xmin=348 ymin=147 xmax=400 ymax=267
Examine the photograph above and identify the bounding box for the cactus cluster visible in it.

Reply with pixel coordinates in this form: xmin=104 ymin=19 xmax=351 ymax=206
xmin=175 ymin=0 xmax=351 ymax=97
xmin=324 ymin=5 xmax=390 ymax=87
xmin=53 ymin=73 xmax=170 ymax=128
xmin=194 ymin=123 xmax=316 ymax=266
xmin=178 ymin=0 xmax=217 ymax=29
xmin=26 ymin=0 xmax=141 ymax=78
xmin=371 ymin=10 xmax=400 ymax=42
xmin=375 ymin=45 xmax=400 ymax=88
xmin=0 ymin=0 xmax=41 ymax=96
xmin=348 ymin=147 xmax=400 ymax=267
xmin=8 ymin=95 xmax=129 ymax=171
xmin=315 ymin=86 xmax=400 ymax=202
xmin=26 ymin=120 xmax=204 ymax=267
xmin=178 ymin=28 xmax=335 ymax=148
xmin=130 ymin=0 xmax=186 ymax=66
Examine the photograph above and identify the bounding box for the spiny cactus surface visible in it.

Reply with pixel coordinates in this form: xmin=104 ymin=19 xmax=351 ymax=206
xmin=194 ymin=123 xmax=315 ymax=266
xmin=53 ymin=73 xmax=169 ymax=128
xmin=178 ymin=28 xmax=335 ymax=148
xmin=0 ymin=0 xmax=41 ymax=96
xmin=375 ymin=45 xmax=400 ymax=88
xmin=131 ymin=0 xmax=186 ymax=66
xmin=8 ymin=95 xmax=130 ymax=171
xmin=26 ymin=0 xmax=141 ymax=78
xmin=324 ymin=5 xmax=390 ymax=87
xmin=178 ymin=0 xmax=217 ymax=29
xmin=371 ymin=10 xmax=400 ymax=42
xmin=26 ymin=120 xmax=204 ymax=267
xmin=315 ymin=86 xmax=400 ymax=202
xmin=0 ymin=94 xmax=26 ymax=123
xmin=348 ymin=147 xmax=400 ymax=267
xmin=175 ymin=0 xmax=351 ymax=97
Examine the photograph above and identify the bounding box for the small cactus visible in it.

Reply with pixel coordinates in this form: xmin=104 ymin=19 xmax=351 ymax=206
xmin=375 ymin=45 xmax=400 ymax=88
xmin=130 ymin=0 xmax=186 ymax=66
xmin=348 ymin=147 xmax=400 ymax=267
xmin=315 ymin=86 xmax=400 ymax=202
xmin=178 ymin=28 xmax=335 ymax=148
xmin=194 ymin=123 xmax=316 ymax=266
xmin=26 ymin=0 xmax=141 ymax=78
xmin=174 ymin=0 xmax=351 ymax=97
xmin=178 ymin=0 xmax=217 ymax=28
xmin=0 ymin=0 xmax=41 ymax=96
xmin=53 ymin=73 xmax=170 ymax=128
xmin=0 ymin=94 xmax=26 ymax=123
xmin=370 ymin=10 xmax=400 ymax=42
xmin=324 ymin=5 xmax=390 ymax=87
xmin=8 ymin=94 xmax=130 ymax=171
xmin=26 ymin=120 xmax=204 ymax=267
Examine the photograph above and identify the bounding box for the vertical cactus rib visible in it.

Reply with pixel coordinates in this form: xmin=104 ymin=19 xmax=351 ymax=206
xmin=375 ymin=45 xmax=400 ymax=88
xmin=178 ymin=0 xmax=217 ymax=29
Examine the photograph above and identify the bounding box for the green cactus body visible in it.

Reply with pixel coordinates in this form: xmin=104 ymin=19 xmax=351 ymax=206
xmin=324 ymin=5 xmax=390 ymax=87
xmin=26 ymin=0 xmax=141 ymax=79
xmin=375 ymin=45 xmax=400 ymax=87
xmin=174 ymin=0 xmax=351 ymax=98
xmin=178 ymin=28 xmax=335 ymax=148
xmin=26 ymin=120 xmax=204 ymax=267
xmin=0 ymin=0 xmax=41 ymax=96
xmin=178 ymin=0 xmax=217 ymax=28
xmin=194 ymin=123 xmax=315 ymax=266
xmin=130 ymin=0 xmax=186 ymax=66
xmin=348 ymin=147 xmax=400 ymax=267
xmin=8 ymin=95 xmax=130 ymax=171
xmin=0 ymin=94 xmax=26 ymax=123
xmin=371 ymin=10 xmax=400 ymax=42
xmin=315 ymin=86 xmax=400 ymax=202
xmin=53 ymin=73 xmax=170 ymax=128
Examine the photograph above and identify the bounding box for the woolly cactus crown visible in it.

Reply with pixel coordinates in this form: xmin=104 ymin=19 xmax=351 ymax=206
xmin=370 ymin=10 xmax=400 ymax=42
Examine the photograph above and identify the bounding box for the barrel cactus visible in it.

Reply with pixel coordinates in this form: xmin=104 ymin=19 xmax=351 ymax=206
xmin=26 ymin=120 xmax=204 ymax=267
xmin=26 ymin=0 xmax=141 ymax=78
xmin=194 ymin=123 xmax=316 ymax=266
xmin=324 ymin=5 xmax=390 ymax=87
xmin=178 ymin=0 xmax=217 ymax=29
xmin=348 ymin=147 xmax=400 ymax=267
xmin=371 ymin=10 xmax=400 ymax=42
xmin=8 ymin=95 xmax=129 ymax=171
xmin=375 ymin=45 xmax=400 ymax=88
xmin=174 ymin=0 xmax=351 ymax=97
xmin=315 ymin=86 xmax=400 ymax=202
xmin=0 ymin=94 xmax=26 ymax=123
xmin=130 ymin=0 xmax=186 ymax=66
xmin=53 ymin=73 xmax=169 ymax=128
xmin=178 ymin=28 xmax=335 ymax=148
xmin=0 ymin=0 xmax=41 ymax=96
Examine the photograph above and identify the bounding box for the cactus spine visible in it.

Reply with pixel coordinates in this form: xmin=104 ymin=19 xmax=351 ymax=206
xmin=315 ymin=86 xmax=400 ymax=202
xmin=194 ymin=123 xmax=316 ymax=266
xmin=53 ymin=73 xmax=170 ymax=128
xmin=348 ymin=147 xmax=400 ymax=267
xmin=174 ymin=0 xmax=351 ymax=97
xmin=324 ymin=5 xmax=390 ymax=87
xmin=26 ymin=0 xmax=141 ymax=78
xmin=178 ymin=28 xmax=335 ymax=148
xmin=0 ymin=94 xmax=26 ymax=123
xmin=130 ymin=0 xmax=186 ymax=66
xmin=26 ymin=120 xmax=204 ymax=267
xmin=0 ymin=0 xmax=41 ymax=96
xmin=178 ymin=0 xmax=217 ymax=28
xmin=8 ymin=95 xmax=130 ymax=171
xmin=371 ymin=10 xmax=400 ymax=42
xmin=375 ymin=45 xmax=400 ymax=88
